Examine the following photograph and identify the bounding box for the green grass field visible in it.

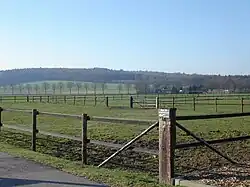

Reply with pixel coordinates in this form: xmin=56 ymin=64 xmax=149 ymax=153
xmin=1 ymin=94 xmax=250 ymax=186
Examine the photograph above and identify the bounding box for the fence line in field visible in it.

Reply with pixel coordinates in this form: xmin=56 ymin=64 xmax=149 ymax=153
xmin=1 ymin=107 xmax=250 ymax=185
xmin=0 ymin=94 xmax=250 ymax=113
xmin=1 ymin=94 xmax=250 ymax=112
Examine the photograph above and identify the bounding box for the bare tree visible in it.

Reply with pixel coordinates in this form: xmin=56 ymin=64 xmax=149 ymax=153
xmin=101 ymin=82 xmax=107 ymax=95
xmin=76 ymin=82 xmax=82 ymax=95
xmin=91 ymin=83 xmax=97 ymax=95
xmin=42 ymin=82 xmax=50 ymax=94
xmin=25 ymin=84 xmax=32 ymax=94
xmin=52 ymin=83 xmax=57 ymax=94
xmin=67 ymin=82 xmax=74 ymax=94
xmin=10 ymin=84 xmax=15 ymax=95
xmin=3 ymin=85 xmax=7 ymax=93
xmin=125 ymin=83 xmax=132 ymax=94
xmin=117 ymin=83 xmax=123 ymax=94
xmin=33 ymin=84 xmax=39 ymax=94
xmin=83 ymin=83 xmax=89 ymax=95
xmin=18 ymin=84 xmax=23 ymax=94
xmin=57 ymin=82 xmax=64 ymax=94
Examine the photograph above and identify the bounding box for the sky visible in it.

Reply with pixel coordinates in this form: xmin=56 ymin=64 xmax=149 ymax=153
xmin=0 ymin=0 xmax=250 ymax=75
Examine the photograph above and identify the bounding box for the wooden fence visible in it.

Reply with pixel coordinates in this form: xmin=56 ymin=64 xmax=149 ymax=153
xmin=1 ymin=107 xmax=250 ymax=184
xmin=1 ymin=94 xmax=250 ymax=112
xmin=131 ymin=96 xmax=250 ymax=112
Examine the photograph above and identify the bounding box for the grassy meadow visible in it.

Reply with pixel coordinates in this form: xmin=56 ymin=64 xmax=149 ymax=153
xmin=1 ymin=94 xmax=250 ymax=186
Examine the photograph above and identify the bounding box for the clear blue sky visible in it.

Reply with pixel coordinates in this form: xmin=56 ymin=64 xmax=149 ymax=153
xmin=0 ymin=0 xmax=250 ymax=75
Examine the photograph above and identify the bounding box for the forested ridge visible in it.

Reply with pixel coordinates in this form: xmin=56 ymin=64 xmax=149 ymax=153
xmin=0 ymin=68 xmax=250 ymax=92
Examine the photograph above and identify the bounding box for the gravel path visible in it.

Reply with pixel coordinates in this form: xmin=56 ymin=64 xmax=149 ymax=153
xmin=0 ymin=152 xmax=108 ymax=187
xmin=184 ymin=165 xmax=250 ymax=187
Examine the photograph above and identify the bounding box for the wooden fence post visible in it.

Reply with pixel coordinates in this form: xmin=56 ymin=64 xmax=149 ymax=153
xmin=94 ymin=96 xmax=97 ymax=106
xmin=172 ymin=97 xmax=175 ymax=108
xmin=193 ymin=97 xmax=196 ymax=111
xmin=106 ymin=96 xmax=109 ymax=107
xmin=0 ymin=107 xmax=3 ymax=132
xmin=73 ymin=96 xmax=76 ymax=105
xmin=40 ymin=96 xmax=42 ymax=103
xmin=156 ymin=97 xmax=159 ymax=109
xmin=64 ymin=96 xmax=67 ymax=104
xmin=81 ymin=113 xmax=88 ymax=165
xmin=83 ymin=96 xmax=86 ymax=105
xmin=241 ymin=98 xmax=244 ymax=113
xmin=130 ymin=96 xmax=134 ymax=108
xmin=215 ymin=98 xmax=218 ymax=112
xmin=32 ymin=109 xmax=39 ymax=151
xmin=27 ymin=96 xmax=29 ymax=102
xmin=158 ymin=108 xmax=176 ymax=185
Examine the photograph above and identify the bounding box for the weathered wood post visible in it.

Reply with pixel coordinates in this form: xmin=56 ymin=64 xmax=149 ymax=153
xmin=130 ymin=96 xmax=134 ymax=108
xmin=241 ymin=98 xmax=244 ymax=113
xmin=73 ymin=96 xmax=76 ymax=105
xmin=0 ymin=107 xmax=3 ymax=132
xmin=105 ymin=96 xmax=109 ymax=107
xmin=32 ymin=109 xmax=39 ymax=151
xmin=158 ymin=108 xmax=176 ymax=185
xmin=83 ymin=96 xmax=86 ymax=105
xmin=193 ymin=97 xmax=196 ymax=111
xmin=47 ymin=96 xmax=50 ymax=103
xmin=172 ymin=97 xmax=175 ymax=108
xmin=27 ymin=96 xmax=29 ymax=102
xmin=40 ymin=96 xmax=42 ymax=102
xmin=156 ymin=97 xmax=160 ymax=109
xmin=64 ymin=96 xmax=67 ymax=104
xmin=94 ymin=96 xmax=97 ymax=106
xmin=215 ymin=98 xmax=218 ymax=112
xmin=81 ymin=113 xmax=88 ymax=165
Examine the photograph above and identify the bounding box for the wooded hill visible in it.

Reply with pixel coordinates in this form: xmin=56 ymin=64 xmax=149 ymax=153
xmin=0 ymin=68 xmax=250 ymax=92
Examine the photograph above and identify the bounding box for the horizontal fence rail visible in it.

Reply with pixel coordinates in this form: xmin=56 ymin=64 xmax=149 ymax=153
xmin=90 ymin=116 xmax=155 ymax=125
xmin=176 ymin=112 xmax=250 ymax=121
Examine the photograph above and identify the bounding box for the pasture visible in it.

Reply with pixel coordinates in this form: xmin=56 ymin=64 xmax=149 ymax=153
xmin=1 ymin=94 xmax=250 ymax=187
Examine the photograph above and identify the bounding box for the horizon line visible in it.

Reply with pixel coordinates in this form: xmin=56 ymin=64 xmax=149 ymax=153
xmin=0 ymin=66 xmax=249 ymax=77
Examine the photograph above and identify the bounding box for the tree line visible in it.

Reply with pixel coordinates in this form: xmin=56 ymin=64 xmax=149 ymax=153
xmin=1 ymin=81 xmax=135 ymax=95
xmin=1 ymin=68 xmax=250 ymax=94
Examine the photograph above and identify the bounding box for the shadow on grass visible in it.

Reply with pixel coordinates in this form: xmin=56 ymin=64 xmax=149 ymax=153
xmin=0 ymin=130 xmax=158 ymax=174
xmin=2 ymin=129 xmax=250 ymax=184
